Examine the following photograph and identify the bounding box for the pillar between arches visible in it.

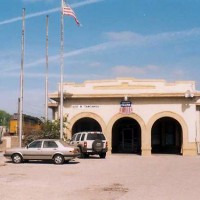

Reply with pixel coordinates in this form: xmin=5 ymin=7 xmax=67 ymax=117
xmin=141 ymin=127 xmax=151 ymax=156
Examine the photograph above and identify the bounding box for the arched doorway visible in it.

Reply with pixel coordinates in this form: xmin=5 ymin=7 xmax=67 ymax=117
xmin=151 ymin=117 xmax=182 ymax=154
xmin=72 ymin=117 xmax=102 ymax=135
xmin=112 ymin=117 xmax=141 ymax=154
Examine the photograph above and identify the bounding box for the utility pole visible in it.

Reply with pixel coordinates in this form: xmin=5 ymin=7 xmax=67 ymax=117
xmin=19 ymin=8 xmax=25 ymax=147
xmin=45 ymin=15 xmax=49 ymax=121
xmin=60 ymin=0 xmax=64 ymax=139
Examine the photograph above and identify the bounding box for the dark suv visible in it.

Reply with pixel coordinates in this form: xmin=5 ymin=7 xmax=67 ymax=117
xmin=70 ymin=132 xmax=108 ymax=158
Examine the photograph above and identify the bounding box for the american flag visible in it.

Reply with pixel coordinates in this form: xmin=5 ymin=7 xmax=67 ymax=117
xmin=62 ymin=1 xmax=80 ymax=26
xmin=119 ymin=101 xmax=133 ymax=115
xmin=119 ymin=106 xmax=132 ymax=115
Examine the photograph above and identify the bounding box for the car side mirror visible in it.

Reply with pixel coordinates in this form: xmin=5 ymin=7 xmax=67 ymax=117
xmin=26 ymin=145 xmax=29 ymax=149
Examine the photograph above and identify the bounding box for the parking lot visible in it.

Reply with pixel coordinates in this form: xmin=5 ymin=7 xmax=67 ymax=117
xmin=1 ymin=153 xmax=200 ymax=200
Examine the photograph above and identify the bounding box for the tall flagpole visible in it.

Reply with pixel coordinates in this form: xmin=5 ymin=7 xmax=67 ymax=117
xmin=19 ymin=8 xmax=25 ymax=147
xmin=45 ymin=15 xmax=49 ymax=121
xmin=60 ymin=0 xmax=64 ymax=139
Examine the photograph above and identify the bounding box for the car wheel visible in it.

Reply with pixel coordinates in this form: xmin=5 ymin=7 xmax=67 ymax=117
xmin=92 ymin=139 xmax=103 ymax=152
xmin=12 ymin=153 xmax=23 ymax=164
xmin=99 ymin=153 xmax=106 ymax=159
xmin=53 ymin=154 xmax=64 ymax=165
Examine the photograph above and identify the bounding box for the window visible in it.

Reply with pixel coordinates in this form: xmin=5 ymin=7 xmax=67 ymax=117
xmin=28 ymin=141 xmax=42 ymax=148
xmin=43 ymin=141 xmax=58 ymax=148
xmin=87 ymin=133 xmax=105 ymax=140
xmin=76 ymin=134 xmax=81 ymax=141
xmin=81 ymin=134 xmax=85 ymax=141
xmin=72 ymin=134 xmax=77 ymax=141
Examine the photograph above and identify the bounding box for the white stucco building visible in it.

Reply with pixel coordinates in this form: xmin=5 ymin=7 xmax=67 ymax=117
xmin=49 ymin=78 xmax=200 ymax=156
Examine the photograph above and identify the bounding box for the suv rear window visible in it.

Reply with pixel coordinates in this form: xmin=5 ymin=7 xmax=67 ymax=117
xmin=86 ymin=133 xmax=106 ymax=140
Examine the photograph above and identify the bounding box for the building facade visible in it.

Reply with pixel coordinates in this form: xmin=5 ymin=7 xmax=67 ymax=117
xmin=49 ymin=78 xmax=200 ymax=156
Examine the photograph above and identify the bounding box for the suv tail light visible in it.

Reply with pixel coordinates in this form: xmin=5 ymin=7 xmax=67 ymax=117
xmin=84 ymin=141 xmax=87 ymax=148
xmin=106 ymin=141 xmax=108 ymax=148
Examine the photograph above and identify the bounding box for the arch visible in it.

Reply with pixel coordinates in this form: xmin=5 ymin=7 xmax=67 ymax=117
xmin=112 ymin=117 xmax=141 ymax=154
xmin=67 ymin=112 xmax=106 ymax=138
xmin=151 ymin=117 xmax=182 ymax=154
xmin=107 ymin=113 xmax=146 ymax=154
xmin=147 ymin=111 xmax=188 ymax=154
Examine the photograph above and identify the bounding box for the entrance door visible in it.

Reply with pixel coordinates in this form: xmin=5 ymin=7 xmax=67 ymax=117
xmin=122 ymin=128 xmax=133 ymax=153
xmin=112 ymin=117 xmax=141 ymax=154
xmin=151 ymin=117 xmax=182 ymax=154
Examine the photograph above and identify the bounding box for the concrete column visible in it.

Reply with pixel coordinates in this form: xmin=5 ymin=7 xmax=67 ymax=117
xmin=141 ymin=129 xmax=151 ymax=156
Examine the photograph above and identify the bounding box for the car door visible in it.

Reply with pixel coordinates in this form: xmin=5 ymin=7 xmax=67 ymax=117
xmin=42 ymin=141 xmax=59 ymax=159
xmin=23 ymin=140 xmax=43 ymax=160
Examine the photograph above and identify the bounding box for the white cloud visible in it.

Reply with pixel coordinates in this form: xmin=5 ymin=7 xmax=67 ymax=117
xmin=22 ymin=0 xmax=56 ymax=3
xmin=89 ymin=62 xmax=102 ymax=68
xmin=0 ymin=41 xmax=114 ymax=73
xmin=105 ymin=28 xmax=200 ymax=45
xmin=22 ymin=0 xmax=46 ymax=2
xmin=0 ymin=0 xmax=104 ymax=26
xmin=2 ymin=28 xmax=200 ymax=74
xmin=0 ymin=71 xmax=60 ymax=78
xmin=111 ymin=65 xmax=160 ymax=77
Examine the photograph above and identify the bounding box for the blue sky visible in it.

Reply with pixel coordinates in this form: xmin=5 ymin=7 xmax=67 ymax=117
xmin=1 ymin=0 xmax=200 ymax=117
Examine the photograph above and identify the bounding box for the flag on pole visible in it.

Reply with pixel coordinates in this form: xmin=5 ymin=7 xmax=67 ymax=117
xmin=62 ymin=1 xmax=80 ymax=26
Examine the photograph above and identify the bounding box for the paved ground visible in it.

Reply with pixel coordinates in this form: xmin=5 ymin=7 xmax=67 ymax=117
xmin=1 ymin=153 xmax=200 ymax=200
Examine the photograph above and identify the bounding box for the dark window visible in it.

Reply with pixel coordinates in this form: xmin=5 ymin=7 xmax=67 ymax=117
xmin=86 ymin=133 xmax=105 ymax=140
xmin=81 ymin=134 xmax=85 ymax=141
xmin=76 ymin=134 xmax=81 ymax=141
xmin=28 ymin=141 xmax=42 ymax=148
xmin=43 ymin=141 xmax=58 ymax=148
xmin=72 ymin=134 xmax=77 ymax=141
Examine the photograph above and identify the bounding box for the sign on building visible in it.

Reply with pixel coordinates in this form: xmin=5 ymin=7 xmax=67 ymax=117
xmin=119 ymin=101 xmax=132 ymax=115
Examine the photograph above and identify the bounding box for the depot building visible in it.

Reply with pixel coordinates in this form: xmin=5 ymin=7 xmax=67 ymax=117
xmin=49 ymin=78 xmax=200 ymax=156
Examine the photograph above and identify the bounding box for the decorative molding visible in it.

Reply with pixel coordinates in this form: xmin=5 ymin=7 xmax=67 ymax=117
xmin=93 ymin=82 xmax=155 ymax=90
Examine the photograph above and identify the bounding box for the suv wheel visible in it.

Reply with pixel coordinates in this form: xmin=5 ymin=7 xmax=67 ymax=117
xmin=92 ymin=139 xmax=103 ymax=152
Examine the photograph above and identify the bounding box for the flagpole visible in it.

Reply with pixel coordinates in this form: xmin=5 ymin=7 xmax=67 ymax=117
xmin=45 ymin=15 xmax=49 ymax=121
xmin=60 ymin=0 xmax=64 ymax=139
xmin=19 ymin=8 xmax=25 ymax=147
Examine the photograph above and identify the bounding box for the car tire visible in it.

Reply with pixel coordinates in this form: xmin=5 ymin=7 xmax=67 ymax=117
xmin=99 ymin=153 xmax=106 ymax=159
xmin=53 ymin=154 xmax=64 ymax=165
xmin=12 ymin=153 xmax=23 ymax=164
xmin=92 ymin=139 xmax=103 ymax=152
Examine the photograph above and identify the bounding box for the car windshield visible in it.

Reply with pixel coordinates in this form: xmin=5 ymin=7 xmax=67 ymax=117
xmin=86 ymin=133 xmax=105 ymax=140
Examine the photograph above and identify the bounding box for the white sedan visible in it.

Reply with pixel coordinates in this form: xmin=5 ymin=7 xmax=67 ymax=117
xmin=4 ymin=139 xmax=80 ymax=164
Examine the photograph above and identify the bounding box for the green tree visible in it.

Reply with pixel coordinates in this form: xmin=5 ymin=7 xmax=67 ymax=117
xmin=0 ymin=110 xmax=11 ymax=128
xmin=23 ymin=119 xmax=67 ymax=145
